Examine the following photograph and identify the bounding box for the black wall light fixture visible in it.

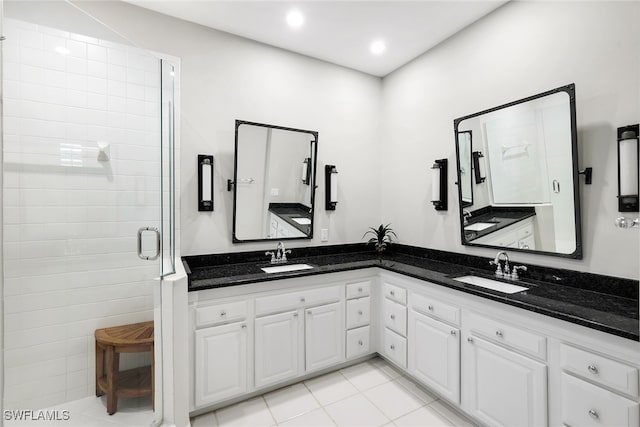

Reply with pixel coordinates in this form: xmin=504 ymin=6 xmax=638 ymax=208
xmin=431 ymin=159 xmax=448 ymax=211
xmin=617 ymin=124 xmax=639 ymax=212
xmin=472 ymin=151 xmax=486 ymax=184
xmin=302 ymin=157 xmax=311 ymax=185
xmin=325 ymin=164 xmax=338 ymax=210
xmin=198 ymin=154 xmax=214 ymax=211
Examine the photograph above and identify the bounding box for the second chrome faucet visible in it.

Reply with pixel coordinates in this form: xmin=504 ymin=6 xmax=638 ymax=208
xmin=266 ymin=241 xmax=292 ymax=264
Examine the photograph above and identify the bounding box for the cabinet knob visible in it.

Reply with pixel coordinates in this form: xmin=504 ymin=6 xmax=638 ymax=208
xmin=358 ymin=310 xmax=363 ymax=315
xmin=358 ymin=340 xmax=363 ymax=346
xmin=241 ymin=324 xmax=247 ymax=329
xmin=358 ymin=287 xmax=363 ymax=292
xmin=450 ymin=330 xmax=456 ymax=336
xmin=588 ymin=409 xmax=599 ymax=420
xmin=293 ymin=312 xmax=299 ymax=317
xmin=587 ymin=365 xmax=598 ymax=374
xmin=390 ymin=290 xmax=395 ymax=296
xmin=428 ymin=305 xmax=434 ymax=311
xmin=390 ymin=344 xmax=395 ymax=350
xmin=390 ymin=314 xmax=396 ymax=320
xmin=300 ymin=297 xmax=306 ymax=302
xmin=220 ymin=311 xmax=226 ymax=316
xmin=495 ymin=330 xmax=503 ymax=337
xmin=307 ymin=310 xmax=312 ymax=315
xmin=467 ymin=337 xmax=474 ymax=343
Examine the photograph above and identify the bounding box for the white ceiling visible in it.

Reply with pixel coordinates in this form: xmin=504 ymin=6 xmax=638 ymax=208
xmin=125 ymin=1 xmax=508 ymax=77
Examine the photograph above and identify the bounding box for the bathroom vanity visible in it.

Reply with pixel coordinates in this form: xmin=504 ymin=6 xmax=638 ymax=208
xmin=183 ymin=246 xmax=639 ymax=427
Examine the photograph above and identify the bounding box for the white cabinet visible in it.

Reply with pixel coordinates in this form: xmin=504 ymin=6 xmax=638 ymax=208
xmin=381 ymin=280 xmax=408 ymax=369
xmin=474 ymin=217 xmax=536 ymax=250
xmin=254 ymin=310 xmax=300 ymax=388
xmin=465 ymin=335 xmax=547 ymax=427
xmin=305 ymin=302 xmax=344 ymax=372
xmin=561 ymin=373 xmax=639 ymax=427
xmin=194 ymin=321 xmax=248 ymax=407
xmin=408 ymin=308 xmax=460 ymax=403
xmin=269 ymin=212 xmax=306 ymax=238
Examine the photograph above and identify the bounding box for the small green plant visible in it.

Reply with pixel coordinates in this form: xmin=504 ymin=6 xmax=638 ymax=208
xmin=363 ymin=223 xmax=398 ymax=256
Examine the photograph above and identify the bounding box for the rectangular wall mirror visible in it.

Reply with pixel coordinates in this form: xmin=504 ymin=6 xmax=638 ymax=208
xmin=232 ymin=120 xmax=318 ymax=243
xmin=453 ymin=84 xmax=582 ymax=258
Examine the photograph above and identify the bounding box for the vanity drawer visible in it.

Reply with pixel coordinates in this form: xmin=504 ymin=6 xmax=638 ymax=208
xmin=346 ymin=280 xmax=372 ymax=299
xmin=410 ymin=292 xmax=460 ymax=326
xmin=383 ymin=282 xmax=407 ymax=305
xmin=255 ymin=285 xmax=342 ymax=316
xmin=561 ymin=373 xmax=639 ymax=427
xmin=383 ymin=328 xmax=407 ymax=369
xmin=560 ymin=343 xmax=639 ymax=397
xmin=346 ymin=326 xmax=371 ymax=359
xmin=383 ymin=298 xmax=407 ymax=336
xmin=346 ymin=297 xmax=371 ymax=329
xmin=468 ymin=312 xmax=546 ymax=360
xmin=196 ymin=300 xmax=248 ymax=328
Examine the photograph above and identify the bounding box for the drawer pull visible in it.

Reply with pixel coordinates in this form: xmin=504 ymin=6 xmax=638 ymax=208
xmin=307 ymin=310 xmax=312 ymax=315
xmin=293 ymin=312 xmax=299 ymax=317
xmin=358 ymin=287 xmax=363 ymax=292
xmin=587 ymin=365 xmax=598 ymax=374
xmin=390 ymin=290 xmax=395 ymax=296
xmin=358 ymin=340 xmax=363 ymax=346
xmin=428 ymin=305 xmax=434 ymax=311
xmin=390 ymin=344 xmax=395 ymax=350
xmin=588 ymin=409 xmax=599 ymax=420
xmin=300 ymin=297 xmax=306 ymax=302
xmin=220 ymin=311 xmax=226 ymax=316
xmin=241 ymin=324 xmax=246 ymax=329
xmin=390 ymin=314 xmax=396 ymax=320
xmin=495 ymin=330 xmax=503 ymax=337
xmin=358 ymin=310 xmax=363 ymax=315
xmin=467 ymin=337 xmax=474 ymax=343
xmin=450 ymin=330 xmax=456 ymax=336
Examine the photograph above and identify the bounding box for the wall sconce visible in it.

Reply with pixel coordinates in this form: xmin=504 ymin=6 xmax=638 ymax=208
xmin=472 ymin=151 xmax=486 ymax=184
xmin=302 ymin=157 xmax=311 ymax=185
xmin=617 ymin=124 xmax=639 ymax=212
xmin=431 ymin=159 xmax=447 ymax=211
xmin=198 ymin=155 xmax=214 ymax=211
xmin=325 ymin=165 xmax=338 ymax=210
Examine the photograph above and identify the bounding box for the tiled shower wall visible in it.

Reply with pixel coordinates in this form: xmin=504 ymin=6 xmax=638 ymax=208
xmin=2 ymin=18 xmax=163 ymax=410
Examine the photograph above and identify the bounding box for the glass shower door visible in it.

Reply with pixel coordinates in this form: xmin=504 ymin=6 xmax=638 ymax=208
xmin=0 ymin=1 xmax=174 ymax=425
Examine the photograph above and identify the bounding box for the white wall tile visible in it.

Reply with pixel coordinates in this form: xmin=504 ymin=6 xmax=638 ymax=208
xmin=87 ymin=59 xmax=107 ymax=78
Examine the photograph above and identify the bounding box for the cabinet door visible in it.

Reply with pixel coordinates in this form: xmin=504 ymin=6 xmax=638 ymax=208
xmin=195 ymin=322 xmax=248 ymax=407
xmin=465 ymin=336 xmax=547 ymax=427
xmin=305 ymin=302 xmax=344 ymax=372
xmin=408 ymin=309 xmax=460 ymax=403
xmin=255 ymin=310 xmax=300 ymax=388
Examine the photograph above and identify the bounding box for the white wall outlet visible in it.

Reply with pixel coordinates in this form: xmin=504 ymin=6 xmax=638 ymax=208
xmin=270 ymin=188 xmax=279 ymax=196
xmin=321 ymin=229 xmax=329 ymax=242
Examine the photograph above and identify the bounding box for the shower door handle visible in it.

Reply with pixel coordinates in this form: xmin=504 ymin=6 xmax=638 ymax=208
xmin=137 ymin=227 xmax=161 ymax=260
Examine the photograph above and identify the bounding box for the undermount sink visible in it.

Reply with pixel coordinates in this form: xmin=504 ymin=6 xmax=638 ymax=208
xmin=464 ymin=222 xmax=498 ymax=232
xmin=261 ymin=263 xmax=314 ymax=274
xmin=453 ymin=275 xmax=529 ymax=294
xmin=291 ymin=217 xmax=311 ymax=225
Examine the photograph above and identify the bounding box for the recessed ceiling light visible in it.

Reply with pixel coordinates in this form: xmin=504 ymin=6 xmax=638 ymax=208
xmin=286 ymin=10 xmax=304 ymax=28
xmin=55 ymin=46 xmax=70 ymax=55
xmin=370 ymin=40 xmax=386 ymax=55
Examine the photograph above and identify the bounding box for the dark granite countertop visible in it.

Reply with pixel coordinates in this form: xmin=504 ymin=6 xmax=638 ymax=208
xmin=183 ymin=245 xmax=639 ymax=342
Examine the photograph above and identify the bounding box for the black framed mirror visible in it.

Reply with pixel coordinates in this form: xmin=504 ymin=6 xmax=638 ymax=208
xmin=453 ymin=84 xmax=582 ymax=258
xmin=232 ymin=120 xmax=318 ymax=243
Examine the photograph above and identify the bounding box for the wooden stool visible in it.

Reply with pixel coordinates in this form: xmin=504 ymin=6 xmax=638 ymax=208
xmin=95 ymin=321 xmax=154 ymax=415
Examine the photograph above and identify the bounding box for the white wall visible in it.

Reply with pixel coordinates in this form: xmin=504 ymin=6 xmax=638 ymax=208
xmin=76 ymin=1 xmax=383 ymax=256
xmin=381 ymin=1 xmax=639 ymax=279
xmin=2 ymin=18 xmax=161 ymax=409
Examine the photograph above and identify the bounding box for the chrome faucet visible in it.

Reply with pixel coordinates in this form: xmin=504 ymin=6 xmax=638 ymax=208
xmin=463 ymin=210 xmax=472 ymax=226
xmin=490 ymin=251 xmax=510 ymax=277
xmin=266 ymin=241 xmax=291 ymax=264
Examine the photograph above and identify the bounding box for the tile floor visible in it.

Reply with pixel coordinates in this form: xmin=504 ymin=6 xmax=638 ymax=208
xmin=192 ymin=357 xmax=478 ymax=427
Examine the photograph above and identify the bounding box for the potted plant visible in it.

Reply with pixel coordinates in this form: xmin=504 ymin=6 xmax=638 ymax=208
xmin=363 ymin=223 xmax=398 ymax=258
